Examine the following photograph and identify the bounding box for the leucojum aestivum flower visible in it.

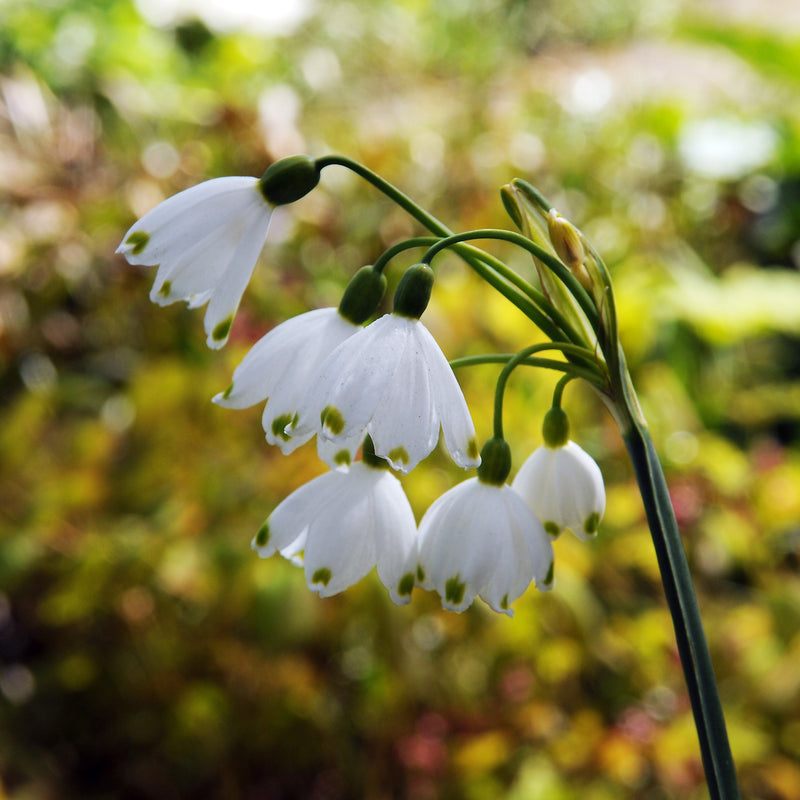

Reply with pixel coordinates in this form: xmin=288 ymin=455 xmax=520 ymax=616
xmin=118 ymin=154 xmax=741 ymax=798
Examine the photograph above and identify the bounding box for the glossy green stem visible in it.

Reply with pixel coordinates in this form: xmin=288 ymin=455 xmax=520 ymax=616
xmin=623 ymin=420 xmax=740 ymax=800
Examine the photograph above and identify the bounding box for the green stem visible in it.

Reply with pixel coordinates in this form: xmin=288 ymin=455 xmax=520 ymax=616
xmin=623 ymin=420 xmax=740 ymax=800
xmin=372 ymin=236 xmax=440 ymax=274
xmin=317 ymin=155 xmax=453 ymax=237
xmin=422 ymin=229 xmax=600 ymax=332
xmin=490 ymin=343 xmax=596 ymax=440
xmin=316 ymin=156 xmax=567 ymax=343
xmin=551 ymin=373 xmax=573 ymax=409
xmin=450 ymin=350 xmax=605 ymax=389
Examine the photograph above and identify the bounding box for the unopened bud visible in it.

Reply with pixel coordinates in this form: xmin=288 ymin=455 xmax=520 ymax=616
xmin=547 ymin=210 xmax=593 ymax=291
xmin=259 ymin=155 xmax=320 ymax=206
xmin=547 ymin=210 xmax=585 ymax=269
xmin=393 ymin=263 xmax=434 ymax=319
xmin=338 ymin=266 xmax=387 ymax=324
xmin=477 ymin=437 xmax=512 ymax=486
xmin=542 ymin=406 xmax=570 ymax=449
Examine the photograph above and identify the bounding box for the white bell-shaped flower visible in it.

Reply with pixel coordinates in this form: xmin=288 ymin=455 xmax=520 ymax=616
xmin=511 ymin=407 xmax=605 ymax=540
xmin=417 ymin=438 xmax=554 ymax=616
xmin=292 ymin=263 xmax=479 ymax=473
xmin=252 ymin=440 xmax=419 ymax=604
xmin=292 ymin=313 xmax=480 ymax=473
xmin=212 ymin=308 xmax=360 ymax=457
xmin=117 ymin=176 xmax=273 ymax=349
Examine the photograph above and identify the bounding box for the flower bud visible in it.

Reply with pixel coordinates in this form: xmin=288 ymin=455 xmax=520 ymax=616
xmin=477 ymin=437 xmax=512 ymax=486
xmin=547 ymin=209 xmax=592 ymax=290
xmin=259 ymin=155 xmax=320 ymax=206
xmin=393 ymin=263 xmax=434 ymax=319
xmin=547 ymin=210 xmax=584 ymax=267
xmin=338 ymin=266 xmax=387 ymax=324
xmin=542 ymin=406 xmax=570 ymax=448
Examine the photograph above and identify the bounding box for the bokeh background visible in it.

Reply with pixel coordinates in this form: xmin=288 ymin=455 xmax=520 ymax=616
xmin=2 ymin=0 xmax=800 ymax=797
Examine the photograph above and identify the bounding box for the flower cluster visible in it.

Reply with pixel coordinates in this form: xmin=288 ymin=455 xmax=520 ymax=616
xmin=118 ymin=155 xmax=607 ymax=616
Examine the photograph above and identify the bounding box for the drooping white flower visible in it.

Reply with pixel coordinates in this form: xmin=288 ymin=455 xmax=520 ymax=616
xmin=512 ymin=440 xmax=605 ymax=540
xmin=417 ymin=476 xmax=554 ymax=616
xmin=252 ymin=453 xmax=419 ymax=604
xmin=212 ymin=308 xmax=360 ymax=457
xmin=292 ymin=313 xmax=480 ymax=473
xmin=117 ymin=176 xmax=273 ymax=349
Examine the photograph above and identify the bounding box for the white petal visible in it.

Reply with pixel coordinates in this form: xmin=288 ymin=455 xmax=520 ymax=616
xmin=204 ymin=202 xmax=273 ymax=348
xmin=302 ymin=471 xmax=377 ymax=597
xmin=417 ymin=323 xmax=480 ymax=469
xmin=418 ymin=480 xmax=497 ymax=612
xmin=310 ymin=315 xmax=406 ymax=440
xmin=369 ymin=329 xmax=438 ymax=473
xmin=367 ymin=468 xmax=418 ymax=605
xmin=316 ymin=429 xmax=365 ymax=470
xmin=213 ymin=308 xmax=355 ymax=410
xmin=254 ymin=475 xmax=326 ymax=556
xmin=118 ymin=177 xmax=262 ymax=265
xmin=502 ymin=488 xmax=554 ymax=593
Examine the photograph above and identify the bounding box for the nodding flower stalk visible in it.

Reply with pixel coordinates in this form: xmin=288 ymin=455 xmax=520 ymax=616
xmin=313 ymin=158 xmax=738 ymax=799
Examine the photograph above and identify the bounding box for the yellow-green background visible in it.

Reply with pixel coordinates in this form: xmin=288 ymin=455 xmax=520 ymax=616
xmin=2 ymin=0 xmax=800 ymax=797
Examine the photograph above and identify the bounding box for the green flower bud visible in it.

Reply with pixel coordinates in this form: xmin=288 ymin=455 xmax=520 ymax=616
xmin=338 ymin=266 xmax=387 ymax=325
xmin=259 ymin=155 xmax=320 ymax=206
xmin=542 ymin=406 xmax=570 ymax=449
xmin=547 ymin=209 xmax=592 ymax=290
xmin=393 ymin=263 xmax=434 ymax=319
xmin=477 ymin=437 xmax=512 ymax=486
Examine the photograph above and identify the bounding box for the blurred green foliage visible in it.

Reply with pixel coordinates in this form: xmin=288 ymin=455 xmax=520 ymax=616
xmin=2 ymin=0 xmax=800 ymax=797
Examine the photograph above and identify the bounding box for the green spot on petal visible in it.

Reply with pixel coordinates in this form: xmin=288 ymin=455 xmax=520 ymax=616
xmin=255 ymin=522 xmax=270 ymax=548
xmin=416 ymin=565 xmax=426 ymax=583
xmin=398 ymin=573 xmax=415 ymax=597
xmin=500 ymin=594 xmax=509 ymax=610
xmin=387 ymin=446 xmax=409 ymax=466
xmin=467 ymin=436 xmax=479 ymax=460
xmin=584 ymin=512 xmax=600 ymax=536
xmin=543 ymin=561 xmax=555 ymax=587
xmin=222 ymin=383 xmax=234 ymax=400
xmin=158 ymin=280 xmax=172 ymax=298
xmin=125 ymin=231 xmax=150 ymax=255
xmin=271 ymin=413 xmax=295 ymax=442
xmin=334 ymin=449 xmax=351 ymax=467
xmin=212 ymin=315 xmax=233 ymax=342
xmin=544 ymin=521 xmax=561 ymax=539
xmin=445 ymin=575 xmax=466 ymax=606
xmin=321 ymin=405 xmax=345 ymax=435
xmin=312 ymin=567 xmax=332 ymax=587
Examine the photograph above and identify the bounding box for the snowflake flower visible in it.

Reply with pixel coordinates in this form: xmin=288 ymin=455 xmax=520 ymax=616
xmin=512 ymin=440 xmax=605 ymax=540
xmin=117 ymin=177 xmax=273 ymax=349
xmin=291 ymin=312 xmax=480 ymax=473
xmin=417 ymin=437 xmax=554 ymax=616
xmin=212 ymin=307 xmax=360 ymax=456
xmin=252 ymin=441 xmax=418 ymax=604
xmin=117 ymin=155 xmax=320 ymax=349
